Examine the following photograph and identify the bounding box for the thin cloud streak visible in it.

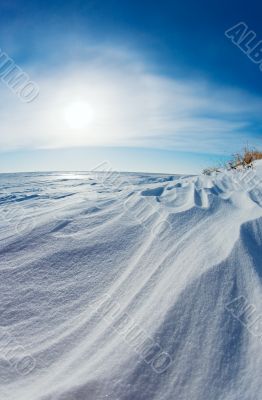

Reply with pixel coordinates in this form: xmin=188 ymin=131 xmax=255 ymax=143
xmin=0 ymin=45 xmax=262 ymax=155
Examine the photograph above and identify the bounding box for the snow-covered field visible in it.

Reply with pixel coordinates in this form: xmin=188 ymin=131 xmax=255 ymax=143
xmin=1 ymin=162 xmax=262 ymax=400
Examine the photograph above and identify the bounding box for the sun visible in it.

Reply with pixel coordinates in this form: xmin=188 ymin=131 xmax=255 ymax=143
xmin=63 ymin=100 xmax=95 ymax=129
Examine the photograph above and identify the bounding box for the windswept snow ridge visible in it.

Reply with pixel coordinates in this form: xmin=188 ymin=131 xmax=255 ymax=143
xmin=0 ymin=163 xmax=262 ymax=400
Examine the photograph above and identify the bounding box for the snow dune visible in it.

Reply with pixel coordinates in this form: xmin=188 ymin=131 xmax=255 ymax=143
xmin=0 ymin=163 xmax=262 ymax=400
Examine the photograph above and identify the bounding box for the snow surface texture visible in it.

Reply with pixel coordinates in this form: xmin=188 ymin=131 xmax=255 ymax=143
xmin=1 ymin=162 xmax=262 ymax=400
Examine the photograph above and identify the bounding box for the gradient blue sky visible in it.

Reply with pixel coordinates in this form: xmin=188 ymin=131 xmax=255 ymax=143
xmin=0 ymin=0 xmax=262 ymax=173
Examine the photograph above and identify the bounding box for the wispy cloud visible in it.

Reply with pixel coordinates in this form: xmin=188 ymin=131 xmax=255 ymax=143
xmin=1 ymin=44 xmax=262 ymax=155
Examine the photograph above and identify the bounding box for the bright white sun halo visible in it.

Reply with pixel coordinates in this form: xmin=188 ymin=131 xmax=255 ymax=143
xmin=63 ymin=100 xmax=95 ymax=130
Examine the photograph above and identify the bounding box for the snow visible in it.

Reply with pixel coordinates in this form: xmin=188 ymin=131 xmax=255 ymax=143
xmin=0 ymin=162 xmax=262 ymax=400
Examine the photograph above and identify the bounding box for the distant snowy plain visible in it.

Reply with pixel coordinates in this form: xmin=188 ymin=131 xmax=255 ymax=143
xmin=1 ymin=163 xmax=262 ymax=400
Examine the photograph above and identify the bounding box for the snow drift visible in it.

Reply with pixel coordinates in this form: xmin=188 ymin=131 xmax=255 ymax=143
xmin=0 ymin=162 xmax=262 ymax=400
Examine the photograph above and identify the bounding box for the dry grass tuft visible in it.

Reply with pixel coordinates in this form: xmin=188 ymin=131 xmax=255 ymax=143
xmin=229 ymin=146 xmax=262 ymax=170
xmin=202 ymin=146 xmax=262 ymax=175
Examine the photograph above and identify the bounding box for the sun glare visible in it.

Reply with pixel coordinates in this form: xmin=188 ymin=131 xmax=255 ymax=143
xmin=63 ymin=100 xmax=95 ymax=129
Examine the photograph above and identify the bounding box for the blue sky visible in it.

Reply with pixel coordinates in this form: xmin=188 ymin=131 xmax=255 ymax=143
xmin=0 ymin=0 xmax=262 ymax=173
